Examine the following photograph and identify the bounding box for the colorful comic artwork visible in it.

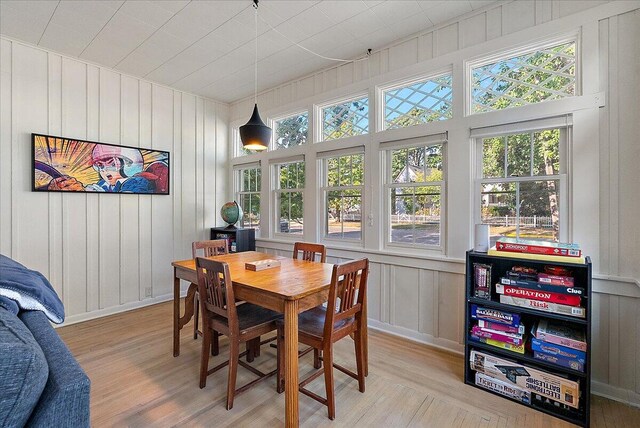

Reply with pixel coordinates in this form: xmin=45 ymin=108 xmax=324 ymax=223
xmin=33 ymin=134 xmax=170 ymax=194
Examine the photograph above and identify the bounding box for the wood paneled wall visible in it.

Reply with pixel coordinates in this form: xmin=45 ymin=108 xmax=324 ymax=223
xmin=0 ymin=38 xmax=229 ymax=324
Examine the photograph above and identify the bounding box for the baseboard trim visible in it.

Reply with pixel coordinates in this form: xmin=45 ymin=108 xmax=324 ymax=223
xmin=368 ymin=319 xmax=464 ymax=356
xmin=591 ymin=380 xmax=640 ymax=409
xmin=57 ymin=292 xmax=185 ymax=327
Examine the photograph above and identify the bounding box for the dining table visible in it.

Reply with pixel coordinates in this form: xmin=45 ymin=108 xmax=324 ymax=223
xmin=171 ymin=250 xmax=368 ymax=427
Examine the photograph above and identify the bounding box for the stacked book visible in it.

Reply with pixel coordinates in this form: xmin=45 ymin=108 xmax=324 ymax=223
xmin=470 ymin=305 xmax=525 ymax=354
xmin=488 ymin=238 xmax=585 ymax=264
xmin=496 ymin=266 xmax=585 ymax=318
xmin=531 ymin=319 xmax=587 ymax=372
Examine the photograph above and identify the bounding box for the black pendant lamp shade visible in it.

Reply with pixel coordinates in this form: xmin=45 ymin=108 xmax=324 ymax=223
xmin=240 ymin=104 xmax=271 ymax=151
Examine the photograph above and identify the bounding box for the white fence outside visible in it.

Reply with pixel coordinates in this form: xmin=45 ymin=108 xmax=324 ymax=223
xmin=483 ymin=215 xmax=554 ymax=228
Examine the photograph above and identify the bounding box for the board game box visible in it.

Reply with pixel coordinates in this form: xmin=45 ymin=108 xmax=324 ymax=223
xmin=499 ymin=295 xmax=585 ymax=318
xmin=531 ymin=338 xmax=586 ymax=362
xmin=475 ymin=372 xmax=531 ymax=404
xmin=533 ymin=351 xmax=585 ymax=372
xmin=471 ymin=305 xmax=521 ymax=327
xmin=470 ymin=350 xmax=580 ymax=408
xmin=499 ymin=277 xmax=585 ymax=296
xmin=495 ymin=284 xmax=581 ymax=306
xmin=534 ymin=319 xmax=587 ymax=351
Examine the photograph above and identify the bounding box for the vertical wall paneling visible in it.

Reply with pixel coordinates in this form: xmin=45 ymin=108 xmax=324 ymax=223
xmin=367 ymin=262 xmax=382 ymax=321
xmin=391 ymin=265 xmax=420 ymax=331
xmin=0 ymin=39 xmax=227 ymax=321
xmin=62 ymin=58 xmax=88 ymax=316
xmin=591 ymin=293 xmax=610 ymax=385
xmin=215 ymin=105 xmax=229 ymax=216
xmin=438 ymin=272 xmax=464 ymax=345
xmin=418 ymin=270 xmax=436 ymax=337
xmin=203 ymin=100 xmax=216 ymax=231
xmin=181 ymin=93 xmax=196 ymax=259
xmin=86 ymin=65 xmax=100 ymax=313
xmin=13 ymin=43 xmax=49 ymax=276
xmin=151 ymin=85 xmax=175 ymax=297
xmin=120 ymin=75 xmax=140 ymax=305
xmin=98 ymin=70 xmax=121 ymax=309
xmin=0 ymin=39 xmax=11 ymax=255
xmin=172 ymin=92 xmax=183 ymax=260
xmin=138 ymin=81 xmax=153 ymax=301
xmin=196 ymin=97 xmax=205 ymax=240
xmin=502 ymin=0 xmax=535 ymax=35
xmin=47 ymin=53 xmax=63 ymax=300
xmin=615 ymin=9 xmax=640 ymax=280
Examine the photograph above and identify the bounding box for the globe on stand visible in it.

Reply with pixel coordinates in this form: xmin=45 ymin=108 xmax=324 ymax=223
xmin=220 ymin=201 xmax=243 ymax=228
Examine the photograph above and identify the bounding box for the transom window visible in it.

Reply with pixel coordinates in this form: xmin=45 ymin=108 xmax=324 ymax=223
xmin=322 ymin=96 xmax=369 ymax=141
xmin=321 ymin=152 xmax=364 ymax=241
xmin=235 ymin=165 xmax=261 ymax=233
xmin=478 ymin=127 xmax=566 ymax=244
xmin=384 ymin=73 xmax=453 ymax=130
xmin=275 ymin=161 xmax=305 ymax=235
xmin=233 ymin=127 xmax=252 ymax=157
xmin=387 ymin=143 xmax=444 ymax=247
xmin=274 ymin=112 xmax=308 ymax=150
xmin=471 ymin=41 xmax=576 ymax=114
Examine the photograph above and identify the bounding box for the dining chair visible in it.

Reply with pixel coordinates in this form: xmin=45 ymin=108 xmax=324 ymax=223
xmin=276 ymin=258 xmax=369 ymax=420
xmin=292 ymin=242 xmax=327 ymax=263
xmin=195 ymin=257 xmax=280 ymax=410
xmin=192 ymin=239 xmax=229 ymax=349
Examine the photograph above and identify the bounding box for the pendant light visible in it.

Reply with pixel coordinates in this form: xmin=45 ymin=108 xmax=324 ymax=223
xmin=240 ymin=0 xmax=271 ymax=151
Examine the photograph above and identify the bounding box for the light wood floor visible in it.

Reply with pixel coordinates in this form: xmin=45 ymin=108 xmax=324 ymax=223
xmin=57 ymin=301 xmax=639 ymax=427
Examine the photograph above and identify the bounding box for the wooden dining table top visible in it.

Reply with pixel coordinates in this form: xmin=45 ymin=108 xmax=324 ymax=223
xmin=172 ymin=251 xmax=334 ymax=302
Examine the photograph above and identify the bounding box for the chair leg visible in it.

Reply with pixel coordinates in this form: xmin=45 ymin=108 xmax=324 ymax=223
xmin=276 ymin=326 xmax=285 ymax=394
xmin=246 ymin=340 xmax=254 ymax=363
xmin=254 ymin=336 xmax=261 ymax=357
xmin=211 ymin=330 xmax=219 ymax=356
xmin=226 ymin=338 xmax=239 ymax=410
xmin=199 ymin=326 xmax=211 ymax=389
xmin=323 ymin=343 xmax=335 ymax=420
xmin=354 ymin=329 xmax=365 ymax=393
xmin=193 ymin=295 xmax=199 ymax=340
xmin=313 ymin=348 xmax=321 ymax=369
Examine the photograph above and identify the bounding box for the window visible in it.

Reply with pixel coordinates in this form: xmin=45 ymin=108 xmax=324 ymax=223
xmin=386 ymin=143 xmax=444 ymax=247
xmin=470 ymin=41 xmax=576 ymax=114
xmin=235 ymin=165 xmax=261 ymax=233
xmin=384 ymin=73 xmax=453 ymax=130
xmin=322 ymin=96 xmax=369 ymax=141
xmin=275 ymin=160 xmax=305 ymax=235
xmin=477 ymin=126 xmax=566 ymax=244
xmin=274 ymin=112 xmax=308 ymax=150
xmin=321 ymin=152 xmax=364 ymax=241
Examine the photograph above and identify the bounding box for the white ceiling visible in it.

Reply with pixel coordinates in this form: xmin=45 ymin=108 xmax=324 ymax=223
xmin=0 ymin=0 xmax=496 ymax=103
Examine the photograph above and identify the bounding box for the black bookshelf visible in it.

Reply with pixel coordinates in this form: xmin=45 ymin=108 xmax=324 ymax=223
xmin=210 ymin=227 xmax=255 ymax=253
xmin=464 ymin=250 xmax=592 ymax=427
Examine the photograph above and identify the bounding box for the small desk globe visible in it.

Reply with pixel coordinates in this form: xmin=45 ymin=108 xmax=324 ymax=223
xmin=220 ymin=201 xmax=243 ymax=227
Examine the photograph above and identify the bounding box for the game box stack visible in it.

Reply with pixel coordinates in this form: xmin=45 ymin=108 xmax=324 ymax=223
xmin=531 ymin=319 xmax=587 ymax=372
xmin=469 ymin=304 xmax=526 ymax=354
xmin=496 ymin=265 xmax=585 ymax=319
xmin=489 ymin=238 xmax=585 ymax=264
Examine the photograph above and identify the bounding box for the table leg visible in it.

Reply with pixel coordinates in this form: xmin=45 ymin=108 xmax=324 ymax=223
xmin=284 ymin=300 xmax=299 ymax=428
xmin=173 ymin=273 xmax=181 ymax=357
xmin=173 ymin=274 xmax=198 ymax=357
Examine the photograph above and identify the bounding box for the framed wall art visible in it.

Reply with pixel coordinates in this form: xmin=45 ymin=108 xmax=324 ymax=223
xmin=32 ymin=133 xmax=170 ymax=195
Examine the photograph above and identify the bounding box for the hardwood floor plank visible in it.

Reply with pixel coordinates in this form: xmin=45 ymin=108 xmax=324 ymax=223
xmin=56 ymin=302 xmax=640 ymax=427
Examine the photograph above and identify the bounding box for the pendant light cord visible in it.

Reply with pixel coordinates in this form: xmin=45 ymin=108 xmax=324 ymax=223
xmin=254 ymin=0 xmax=258 ymax=105
xmin=257 ymin=12 xmax=371 ymax=63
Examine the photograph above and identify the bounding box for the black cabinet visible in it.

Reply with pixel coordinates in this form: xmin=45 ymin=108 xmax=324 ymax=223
xmin=464 ymin=250 xmax=592 ymax=427
xmin=210 ymin=227 xmax=255 ymax=253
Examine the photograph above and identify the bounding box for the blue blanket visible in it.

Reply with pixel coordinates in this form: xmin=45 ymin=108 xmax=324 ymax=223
xmin=0 ymin=254 xmax=65 ymax=323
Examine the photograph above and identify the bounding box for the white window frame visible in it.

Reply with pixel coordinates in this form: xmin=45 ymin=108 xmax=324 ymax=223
xmin=272 ymin=156 xmax=305 ymax=238
xmin=318 ymin=147 xmax=365 ymax=245
xmin=383 ymin=134 xmax=447 ymax=252
xmin=316 ymin=93 xmax=370 ymax=143
xmin=378 ymin=68 xmax=454 ymax=132
xmin=271 ymin=110 xmax=309 ymax=151
xmin=465 ymin=34 xmax=580 ymax=116
xmin=234 ymin=162 xmax=262 ymax=235
xmin=472 ymin=116 xmax=571 ymax=243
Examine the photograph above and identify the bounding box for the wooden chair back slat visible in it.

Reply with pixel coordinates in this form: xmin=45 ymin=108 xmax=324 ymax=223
xmin=192 ymin=239 xmax=229 ymax=258
xmin=324 ymin=258 xmax=368 ymax=339
xmin=195 ymin=257 xmax=238 ymax=327
xmin=293 ymin=242 xmax=327 ymax=263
